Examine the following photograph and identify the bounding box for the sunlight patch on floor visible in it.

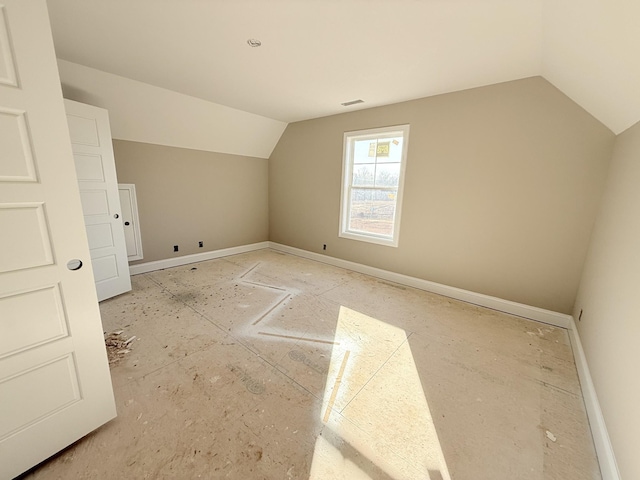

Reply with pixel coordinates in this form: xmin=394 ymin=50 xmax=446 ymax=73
xmin=311 ymin=306 xmax=451 ymax=480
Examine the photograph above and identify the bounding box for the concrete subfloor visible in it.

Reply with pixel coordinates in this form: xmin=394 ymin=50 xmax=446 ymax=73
xmin=23 ymin=249 xmax=600 ymax=479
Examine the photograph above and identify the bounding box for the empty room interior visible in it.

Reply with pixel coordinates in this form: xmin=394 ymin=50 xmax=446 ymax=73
xmin=1 ymin=0 xmax=640 ymax=479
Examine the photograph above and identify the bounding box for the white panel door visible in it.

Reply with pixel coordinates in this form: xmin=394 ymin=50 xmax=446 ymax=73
xmin=0 ymin=1 xmax=116 ymax=478
xmin=65 ymin=99 xmax=131 ymax=301
xmin=118 ymin=184 xmax=144 ymax=261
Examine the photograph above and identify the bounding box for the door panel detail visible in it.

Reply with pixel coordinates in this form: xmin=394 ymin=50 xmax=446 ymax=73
xmin=0 ymin=6 xmax=17 ymax=87
xmin=86 ymin=223 xmax=114 ymax=250
xmin=0 ymin=203 xmax=53 ymax=273
xmin=66 ymin=113 xmax=99 ymax=146
xmin=92 ymin=255 xmax=119 ymax=283
xmin=73 ymin=153 xmax=105 ymax=182
xmin=0 ymin=107 xmax=36 ymax=182
xmin=0 ymin=355 xmax=81 ymax=440
xmin=79 ymin=190 xmax=109 ymax=216
xmin=0 ymin=284 xmax=68 ymax=359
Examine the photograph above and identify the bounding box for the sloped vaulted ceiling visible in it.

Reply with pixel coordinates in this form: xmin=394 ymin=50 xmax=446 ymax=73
xmin=541 ymin=0 xmax=640 ymax=134
xmin=47 ymin=0 xmax=640 ymax=134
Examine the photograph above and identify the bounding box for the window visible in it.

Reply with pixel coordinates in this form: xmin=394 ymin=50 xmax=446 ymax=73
xmin=339 ymin=125 xmax=410 ymax=247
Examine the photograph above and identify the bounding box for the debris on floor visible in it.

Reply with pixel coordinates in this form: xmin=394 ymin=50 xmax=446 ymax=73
xmin=104 ymin=330 xmax=136 ymax=365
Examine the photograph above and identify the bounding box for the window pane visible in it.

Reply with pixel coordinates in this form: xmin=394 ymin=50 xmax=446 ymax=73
xmin=375 ymin=163 xmax=400 ymax=187
xmin=349 ymin=188 xmax=397 ymax=237
xmin=352 ymin=164 xmax=375 ymax=186
xmin=384 ymin=136 xmax=403 ymax=163
xmin=353 ymin=139 xmax=374 ymax=164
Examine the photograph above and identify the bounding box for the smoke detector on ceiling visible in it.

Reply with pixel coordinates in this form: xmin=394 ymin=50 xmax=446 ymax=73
xmin=247 ymin=39 xmax=262 ymax=47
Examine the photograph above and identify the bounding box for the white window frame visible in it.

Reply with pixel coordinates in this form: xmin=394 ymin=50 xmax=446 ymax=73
xmin=339 ymin=124 xmax=410 ymax=247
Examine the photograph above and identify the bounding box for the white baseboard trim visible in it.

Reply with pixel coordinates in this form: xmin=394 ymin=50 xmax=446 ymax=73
xmin=130 ymin=241 xmax=571 ymax=327
xmin=129 ymin=241 xmax=270 ymax=275
xmin=268 ymin=242 xmax=572 ymax=328
xmin=568 ymin=317 xmax=621 ymax=480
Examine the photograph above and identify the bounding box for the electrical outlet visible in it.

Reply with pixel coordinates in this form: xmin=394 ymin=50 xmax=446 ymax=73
xmin=173 ymin=245 xmax=179 ymax=252
xmin=323 ymin=244 xmax=327 ymax=251
xmin=199 ymin=241 xmax=203 ymax=248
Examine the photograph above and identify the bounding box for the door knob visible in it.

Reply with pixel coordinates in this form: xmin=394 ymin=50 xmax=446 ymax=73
xmin=114 ymin=213 xmax=119 ymax=219
xmin=125 ymin=221 xmax=130 ymax=226
xmin=66 ymin=259 xmax=83 ymax=271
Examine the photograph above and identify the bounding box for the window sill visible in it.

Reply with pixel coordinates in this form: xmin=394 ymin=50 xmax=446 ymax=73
xmin=339 ymin=230 xmax=399 ymax=247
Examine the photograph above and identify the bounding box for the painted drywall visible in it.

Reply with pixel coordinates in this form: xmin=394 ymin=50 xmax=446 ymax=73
xmin=57 ymin=60 xmax=287 ymax=159
xmin=542 ymin=0 xmax=640 ymax=134
xmin=572 ymin=120 xmax=640 ymax=480
xmin=269 ymin=77 xmax=614 ymax=314
xmin=112 ymin=140 xmax=269 ymax=264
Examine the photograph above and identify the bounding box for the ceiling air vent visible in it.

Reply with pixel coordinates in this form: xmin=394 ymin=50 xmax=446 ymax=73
xmin=341 ymin=99 xmax=364 ymax=107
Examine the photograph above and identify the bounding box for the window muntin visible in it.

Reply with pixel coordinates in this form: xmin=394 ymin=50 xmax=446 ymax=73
xmin=340 ymin=125 xmax=409 ymax=247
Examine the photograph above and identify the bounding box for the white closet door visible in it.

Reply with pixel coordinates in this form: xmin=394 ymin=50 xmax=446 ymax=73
xmin=0 ymin=1 xmax=116 ymax=478
xmin=65 ymin=99 xmax=131 ymax=301
xmin=119 ymin=184 xmax=144 ymax=261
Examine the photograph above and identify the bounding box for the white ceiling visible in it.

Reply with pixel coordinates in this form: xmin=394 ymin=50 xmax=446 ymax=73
xmin=46 ymin=0 xmax=640 ymax=133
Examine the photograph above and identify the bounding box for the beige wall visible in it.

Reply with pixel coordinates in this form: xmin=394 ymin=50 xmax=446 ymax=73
xmin=573 ymin=120 xmax=640 ymax=480
xmin=269 ymin=77 xmax=614 ymax=313
xmin=113 ymin=140 xmax=269 ymax=264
